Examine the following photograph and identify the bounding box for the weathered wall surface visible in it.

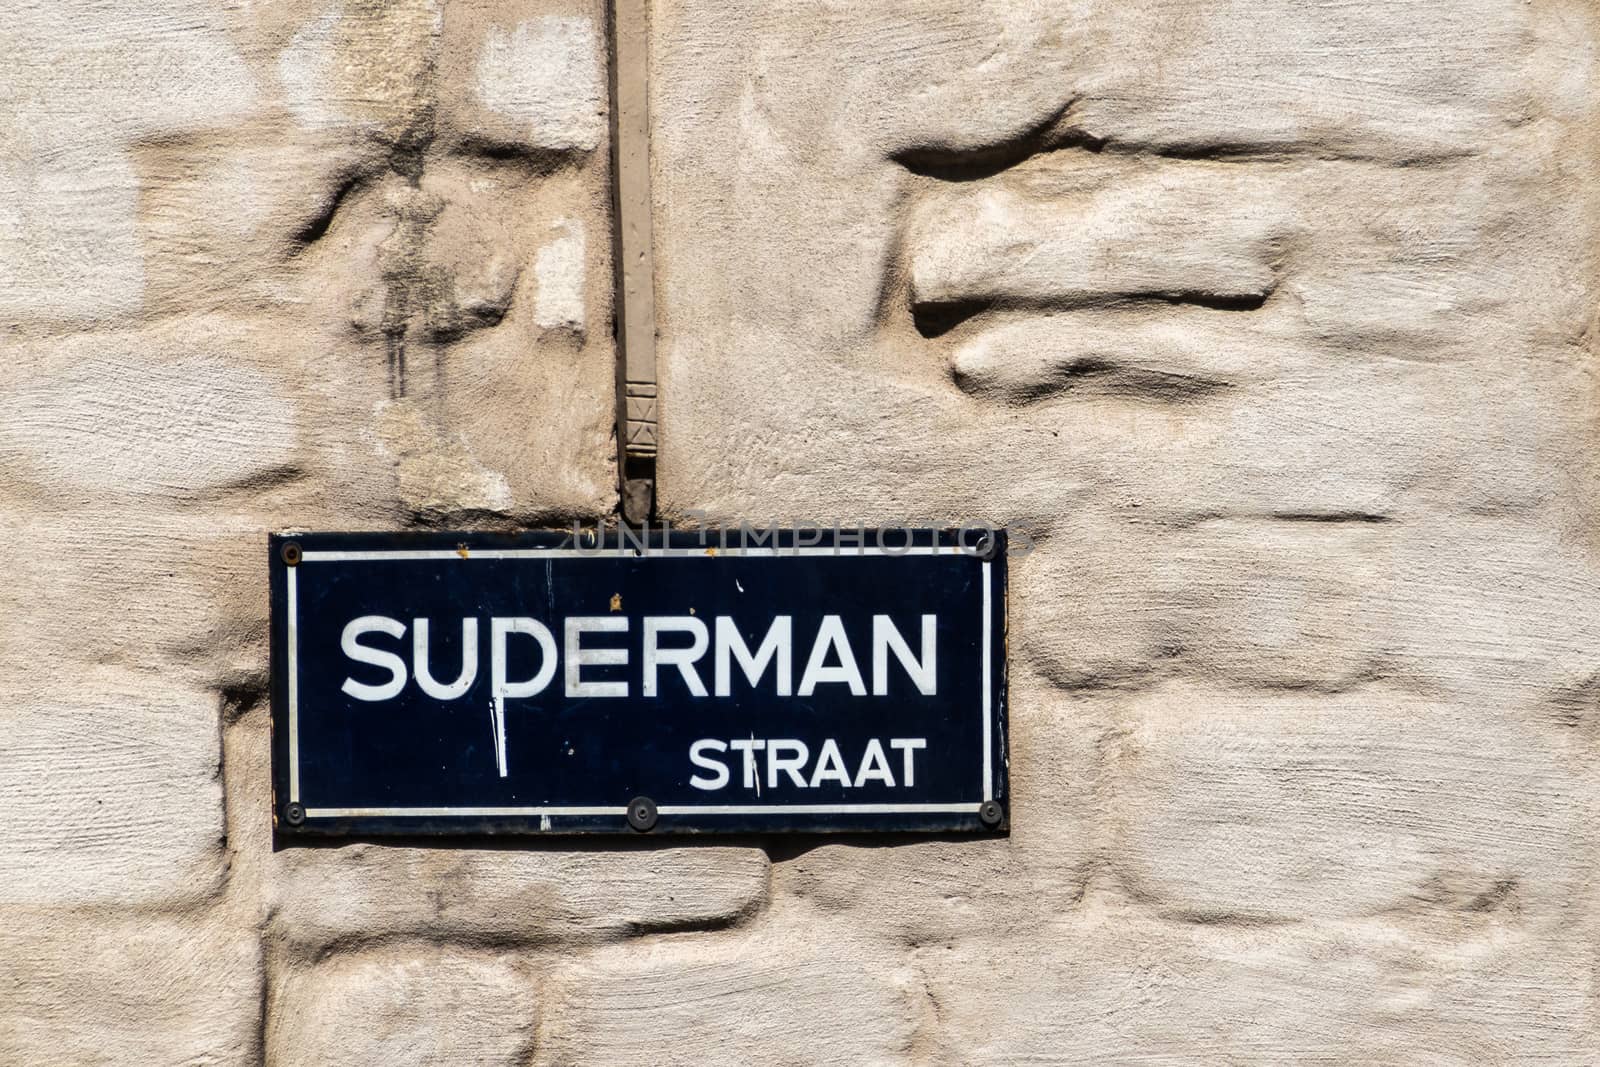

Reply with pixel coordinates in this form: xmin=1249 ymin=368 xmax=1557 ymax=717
xmin=649 ymin=0 xmax=1600 ymax=1061
xmin=2 ymin=0 xmax=1599 ymax=1063
xmin=3 ymin=1 xmax=621 ymax=1062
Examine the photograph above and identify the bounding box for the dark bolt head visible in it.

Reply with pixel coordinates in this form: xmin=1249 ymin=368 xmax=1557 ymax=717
xmin=978 ymin=800 xmax=1004 ymax=828
xmin=283 ymin=802 xmax=306 ymax=826
xmin=958 ymin=526 xmax=1000 ymax=561
xmin=280 ymin=541 xmax=303 ymax=567
xmin=626 ymin=795 xmax=658 ymax=832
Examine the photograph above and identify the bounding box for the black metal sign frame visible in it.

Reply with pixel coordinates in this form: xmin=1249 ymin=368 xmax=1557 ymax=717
xmin=269 ymin=528 xmax=1007 ymax=838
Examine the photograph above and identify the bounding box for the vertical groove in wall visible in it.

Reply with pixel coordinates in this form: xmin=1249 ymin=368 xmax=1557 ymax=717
xmin=608 ymin=0 xmax=658 ymax=523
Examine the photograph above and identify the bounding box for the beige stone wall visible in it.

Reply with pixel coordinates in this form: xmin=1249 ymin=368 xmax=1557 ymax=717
xmin=4 ymin=0 xmax=1600 ymax=1062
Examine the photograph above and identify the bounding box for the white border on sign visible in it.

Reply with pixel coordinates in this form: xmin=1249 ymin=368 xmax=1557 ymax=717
xmin=287 ymin=565 xmax=300 ymax=802
xmin=286 ymin=546 xmax=995 ymax=819
xmin=300 ymin=545 xmax=959 ymax=561
xmin=304 ymin=803 xmax=979 ymax=818
xmin=982 ymin=559 xmax=992 ymax=803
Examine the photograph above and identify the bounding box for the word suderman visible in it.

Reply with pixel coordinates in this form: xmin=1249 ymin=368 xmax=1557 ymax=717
xmin=340 ymin=612 xmax=938 ymax=700
xmin=339 ymin=611 xmax=939 ymax=780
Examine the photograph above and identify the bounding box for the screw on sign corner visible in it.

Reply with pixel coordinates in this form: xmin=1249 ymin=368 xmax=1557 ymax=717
xmin=626 ymin=796 xmax=658 ymax=832
xmin=280 ymin=541 xmax=302 ymax=567
xmin=978 ymin=800 xmax=1004 ymax=829
xmin=959 ymin=527 xmax=1001 ymax=562
xmin=283 ymin=802 xmax=306 ymax=826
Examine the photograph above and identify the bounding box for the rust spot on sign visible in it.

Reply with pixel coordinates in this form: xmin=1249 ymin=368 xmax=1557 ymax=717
xmin=609 ymin=592 xmax=622 ymax=612
xmin=456 ymin=543 xmax=470 ymax=559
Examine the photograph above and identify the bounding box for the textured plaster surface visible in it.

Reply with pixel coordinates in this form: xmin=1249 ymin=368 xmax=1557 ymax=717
xmin=3 ymin=0 xmax=1600 ymax=1062
xmin=648 ymin=0 xmax=1600 ymax=1061
xmin=1 ymin=1 xmax=614 ymax=1062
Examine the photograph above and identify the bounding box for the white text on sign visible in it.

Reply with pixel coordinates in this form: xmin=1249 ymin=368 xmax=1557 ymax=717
xmin=337 ymin=613 xmax=938 ymax=778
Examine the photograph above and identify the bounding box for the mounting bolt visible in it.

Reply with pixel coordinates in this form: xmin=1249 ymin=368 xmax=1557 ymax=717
xmin=958 ymin=524 xmax=1000 ymax=561
xmin=626 ymin=795 xmax=658 ymax=832
xmin=978 ymin=800 xmax=1004 ymax=828
xmin=280 ymin=541 xmax=302 ymax=567
xmin=283 ymin=801 xmax=306 ymax=826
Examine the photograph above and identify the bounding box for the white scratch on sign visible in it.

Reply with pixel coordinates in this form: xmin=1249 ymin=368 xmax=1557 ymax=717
xmin=492 ymin=695 xmax=509 ymax=777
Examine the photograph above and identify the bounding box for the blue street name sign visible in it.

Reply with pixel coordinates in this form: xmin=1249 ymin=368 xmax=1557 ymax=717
xmin=269 ymin=529 xmax=1008 ymax=836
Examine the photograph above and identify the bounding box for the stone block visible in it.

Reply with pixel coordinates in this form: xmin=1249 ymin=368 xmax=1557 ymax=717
xmin=0 ymin=667 xmax=225 ymax=908
xmin=918 ymin=908 xmax=1598 ymax=1064
xmin=1064 ymin=0 xmax=1552 ymax=160
xmin=0 ymin=508 xmax=283 ymax=707
xmin=1103 ymin=686 xmax=1596 ymax=923
xmin=1012 ymin=514 xmax=1600 ymax=701
xmin=0 ymin=913 xmax=261 ymax=1066
xmin=0 ymin=0 xmax=257 ymax=322
xmin=268 ymin=947 xmax=536 ymax=1067
xmin=536 ymin=906 xmax=923 ymax=1065
xmin=267 ymin=843 xmax=771 ymax=951
xmin=0 ymin=343 xmax=298 ymax=501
